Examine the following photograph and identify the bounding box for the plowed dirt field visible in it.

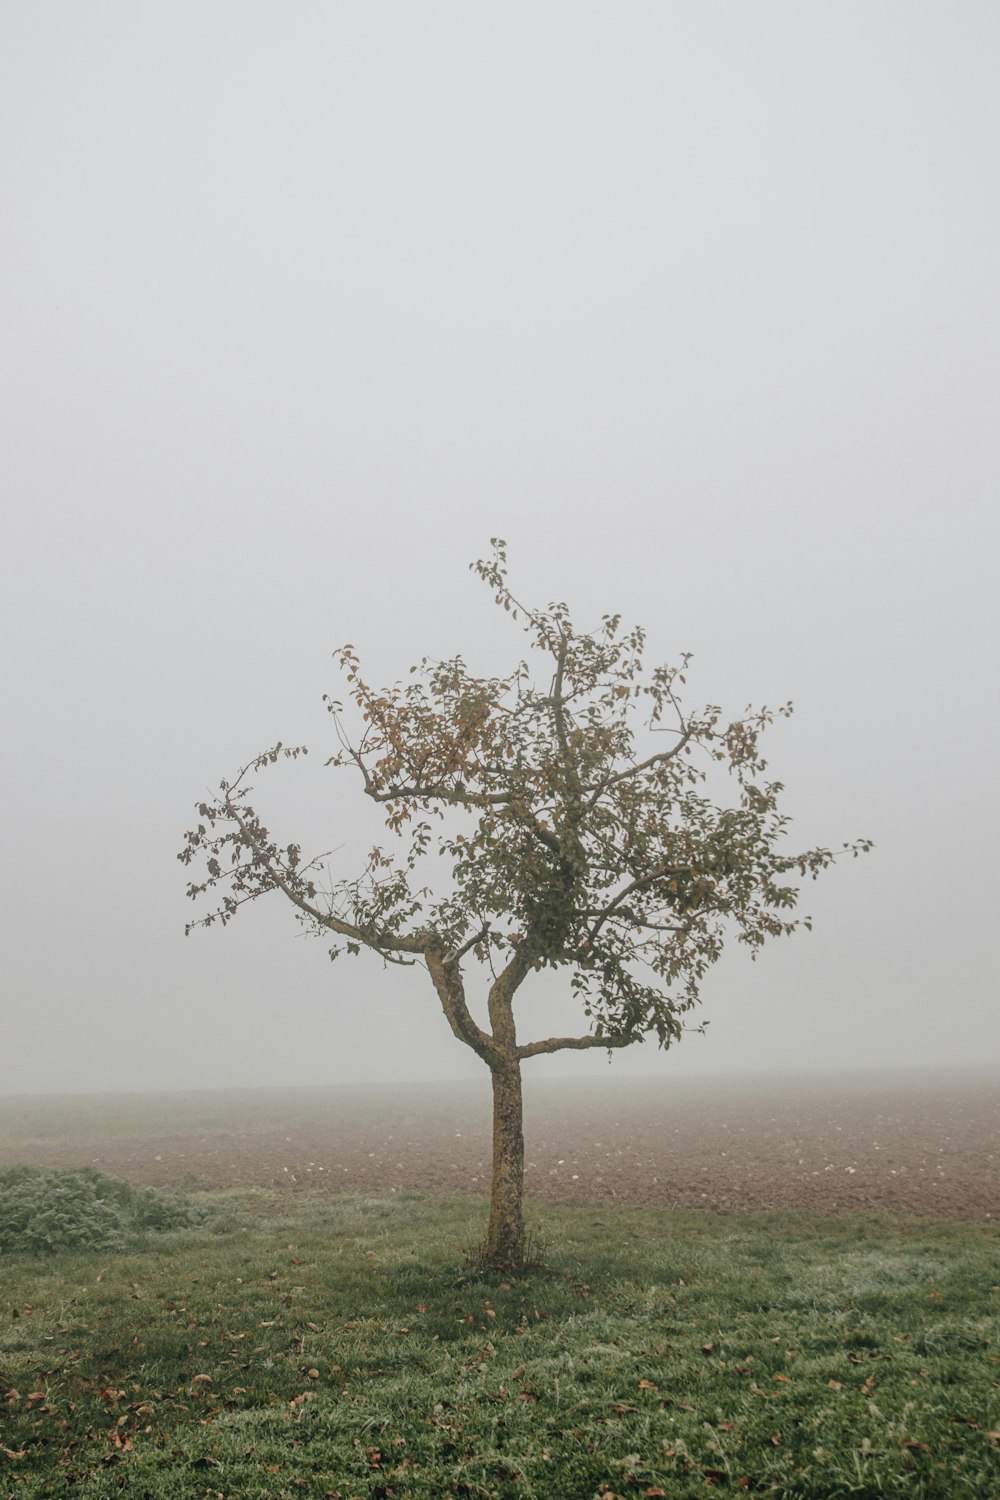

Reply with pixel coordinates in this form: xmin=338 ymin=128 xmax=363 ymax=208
xmin=2 ymin=1070 xmax=996 ymax=1220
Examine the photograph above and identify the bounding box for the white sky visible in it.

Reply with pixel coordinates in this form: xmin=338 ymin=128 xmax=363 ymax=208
xmin=2 ymin=2 xmax=997 ymax=1096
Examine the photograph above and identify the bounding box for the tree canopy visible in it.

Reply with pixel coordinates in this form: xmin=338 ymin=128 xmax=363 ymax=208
xmin=181 ymin=540 xmax=869 ymax=1061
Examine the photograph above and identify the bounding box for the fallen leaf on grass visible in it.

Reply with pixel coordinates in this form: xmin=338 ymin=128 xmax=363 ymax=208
xmin=638 ymin=1379 xmax=658 ymax=1391
xmin=827 ymin=1380 xmax=842 ymax=1390
xmin=902 ymin=1441 xmax=930 ymax=1452
xmin=3 ymin=1449 xmax=28 ymax=1461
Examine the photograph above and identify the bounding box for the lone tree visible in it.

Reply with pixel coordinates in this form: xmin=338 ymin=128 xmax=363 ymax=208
xmin=180 ymin=542 xmax=870 ymax=1269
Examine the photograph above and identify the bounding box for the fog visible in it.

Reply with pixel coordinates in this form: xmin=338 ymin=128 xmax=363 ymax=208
xmin=2 ymin=3 xmax=997 ymax=1099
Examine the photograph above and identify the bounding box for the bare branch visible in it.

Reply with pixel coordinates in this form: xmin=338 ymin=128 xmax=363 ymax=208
xmin=450 ymin=923 xmax=492 ymax=961
xmin=517 ymin=1032 xmax=633 ymax=1060
xmin=584 ymin=729 xmax=694 ymax=806
xmin=549 ymin=637 xmax=572 ymax=763
xmin=226 ymin=800 xmax=425 ymax=958
xmin=585 ymin=864 xmax=694 ymax=941
xmin=363 ymin=779 xmax=515 ymax=808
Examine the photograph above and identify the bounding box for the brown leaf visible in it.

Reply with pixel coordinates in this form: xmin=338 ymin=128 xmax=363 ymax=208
xmin=3 ymin=1449 xmax=28 ymax=1461
xmin=902 ymin=1440 xmax=930 ymax=1452
xmin=638 ymin=1378 xmax=659 ymax=1391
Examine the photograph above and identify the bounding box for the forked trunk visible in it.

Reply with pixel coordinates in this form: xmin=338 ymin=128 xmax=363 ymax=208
xmin=485 ymin=1056 xmax=525 ymax=1268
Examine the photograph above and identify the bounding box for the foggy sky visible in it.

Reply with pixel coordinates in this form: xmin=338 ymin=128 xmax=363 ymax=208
xmin=2 ymin=2 xmax=998 ymax=1097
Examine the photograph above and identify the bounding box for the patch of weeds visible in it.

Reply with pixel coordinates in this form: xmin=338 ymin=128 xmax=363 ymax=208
xmin=0 ymin=1165 xmax=205 ymax=1253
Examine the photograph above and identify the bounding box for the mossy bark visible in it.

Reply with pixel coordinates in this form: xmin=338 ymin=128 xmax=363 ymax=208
xmin=485 ymin=1055 xmax=525 ymax=1268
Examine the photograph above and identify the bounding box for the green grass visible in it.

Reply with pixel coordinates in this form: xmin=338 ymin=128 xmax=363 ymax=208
xmin=1 ymin=1192 xmax=997 ymax=1498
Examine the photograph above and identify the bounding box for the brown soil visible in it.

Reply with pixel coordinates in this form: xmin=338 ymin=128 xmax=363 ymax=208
xmin=1 ymin=1070 xmax=996 ymax=1221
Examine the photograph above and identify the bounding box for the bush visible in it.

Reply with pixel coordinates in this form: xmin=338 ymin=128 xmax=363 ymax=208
xmin=0 ymin=1165 xmax=205 ymax=1253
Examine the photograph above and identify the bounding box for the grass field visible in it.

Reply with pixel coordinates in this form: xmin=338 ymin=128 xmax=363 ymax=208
xmin=2 ymin=1188 xmax=998 ymax=1499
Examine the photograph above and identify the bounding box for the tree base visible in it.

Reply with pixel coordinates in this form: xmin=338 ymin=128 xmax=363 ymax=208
xmin=463 ymin=1225 xmax=545 ymax=1278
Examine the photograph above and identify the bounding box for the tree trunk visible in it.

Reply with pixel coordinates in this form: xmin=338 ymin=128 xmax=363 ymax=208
xmin=484 ymin=1054 xmax=525 ymax=1268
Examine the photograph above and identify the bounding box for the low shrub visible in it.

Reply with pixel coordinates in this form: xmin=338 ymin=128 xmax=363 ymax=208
xmin=0 ymin=1164 xmax=204 ymax=1253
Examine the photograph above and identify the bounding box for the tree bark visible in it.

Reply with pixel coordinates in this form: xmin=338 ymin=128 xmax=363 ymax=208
xmin=428 ymin=947 xmax=530 ymax=1268
xmin=484 ymin=1054 xmax=525 ymax=1268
